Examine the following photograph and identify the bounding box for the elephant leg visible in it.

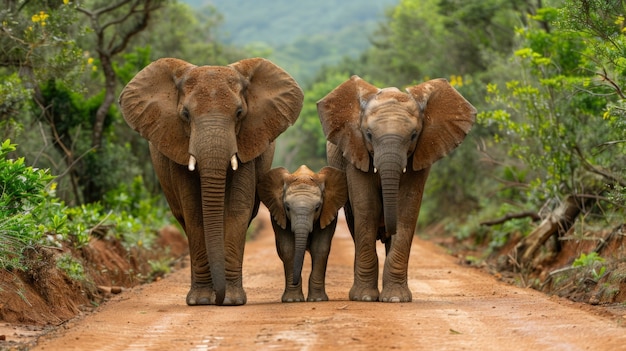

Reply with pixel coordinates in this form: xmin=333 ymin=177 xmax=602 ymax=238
xmin=273 ymin=223 xmax=305 ymax=302
xmin=222 ymin=160 xmax=259 ymax=305
xmin=347 ymin=167 xmax=382 ymax=301
xmin=380 ymin=168 xmax=430 ymax=303
xmin=149 ymin=146 xmax=215 ymax=305
xmin=307 ymin=221 xmax=335 ymax=302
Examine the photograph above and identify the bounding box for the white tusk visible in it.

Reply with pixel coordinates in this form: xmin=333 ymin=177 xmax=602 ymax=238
xmin=374 ymin=167 xmax=378 ymax=174
xmin=403 ymin=167 xmax=407 ymax=173
xmin=231 ymin=155 xmax=238 ymax=171
xmin=188 ymin=155 xmax=197 ymax=171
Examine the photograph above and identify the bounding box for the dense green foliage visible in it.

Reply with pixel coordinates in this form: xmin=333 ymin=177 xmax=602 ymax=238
xmin=0 ymin=139 xmax=173 ymax=271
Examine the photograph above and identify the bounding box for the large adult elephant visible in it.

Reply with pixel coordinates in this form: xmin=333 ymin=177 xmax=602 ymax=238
xmin=317 ymin=75 xmax=476 ymax=302
xmin=119 ymin=58 xmax=303 ymax=306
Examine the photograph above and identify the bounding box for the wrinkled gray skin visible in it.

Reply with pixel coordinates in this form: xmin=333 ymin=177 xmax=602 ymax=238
xmin=119 ymin=58 xmax=303 ymax=305
xmin=258 ymin=165 xmax=347 ymax=302
xmin=318 ymin=76 xmax=476 ymax=302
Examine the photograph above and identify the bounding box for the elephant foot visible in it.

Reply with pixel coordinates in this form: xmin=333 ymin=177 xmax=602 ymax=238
xmin=222 ymin=285 xmax=247 ymax=306
xmin=282 ymin=288 xmax=305 ymax=303
xmin=380 ymin=283 xmax=412 ymax=303
xmin=306 ymin=292 xmax=328 ymax=302
xmin=349 ymin=284 xmax=379 ymax=302
xmin=307 ymin=285 xmax=328 ymax=302
xmin=186 ymin=286 xmax=216 ymax=305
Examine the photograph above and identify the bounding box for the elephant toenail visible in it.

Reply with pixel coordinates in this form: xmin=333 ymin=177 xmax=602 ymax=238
xmin=198 ymin=297 xmax=210 ymax=305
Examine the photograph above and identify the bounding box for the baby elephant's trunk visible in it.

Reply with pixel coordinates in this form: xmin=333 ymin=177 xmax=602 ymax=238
xmin=292 ymin=223 xmax=311 ymax=286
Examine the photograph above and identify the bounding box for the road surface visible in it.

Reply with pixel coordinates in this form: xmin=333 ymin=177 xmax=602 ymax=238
xmin=32 ymin=207 xmax=626 ymax=350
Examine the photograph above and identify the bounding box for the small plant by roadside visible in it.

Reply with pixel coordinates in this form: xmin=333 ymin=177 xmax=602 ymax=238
xmin=573 ymin=252 xmax=606 ymax=281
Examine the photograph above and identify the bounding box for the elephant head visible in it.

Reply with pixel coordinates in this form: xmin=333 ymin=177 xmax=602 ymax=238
xmin=317 ymin=75 xmax=476 ymax=237
xmin=258 ymin=165 xmax=347 ymax=285
xmin=119 ymin=58 xmax=303 ymax=304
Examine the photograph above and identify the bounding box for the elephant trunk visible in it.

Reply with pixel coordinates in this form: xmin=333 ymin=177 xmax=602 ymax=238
xmin=195 ymin=122 xmax=238 ymax=306
xmin=379 ymin=168 xmax=400 ymax=236
xmin=374 ymin=141 xmax=405 ymax=237
xmin=199 ymin=165 xmax=227 ymax=305
xmin=292 ymin=217 xmax=311 ymax=286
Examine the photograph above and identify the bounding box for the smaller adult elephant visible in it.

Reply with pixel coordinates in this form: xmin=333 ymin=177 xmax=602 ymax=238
xmin=258 ymin=165 xmax=348 ymax=302
xmin=119 ymin=58 xmax=303 ymax=306
xmin=318 ymin=76 xmax=476 ymax=302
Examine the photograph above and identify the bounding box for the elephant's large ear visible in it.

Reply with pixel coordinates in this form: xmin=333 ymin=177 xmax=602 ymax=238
xmin=406 ymin=79 xmax=477 ymax=171
xmin=318 ymin=167 xmax=348 ymax=229
xmin=317 ymin=75 xmax=379 ymax=172
xmin=119 ymin=58 xmax=195 ymax=166
xmin=230 ymin=58 xmax=304 ymax=163
xmin=258 ymin=167 xmax=290 ymax=230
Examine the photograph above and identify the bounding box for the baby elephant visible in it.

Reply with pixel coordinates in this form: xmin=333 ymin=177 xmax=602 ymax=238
xmin=258 ymin=165 xmax=347 ymax=302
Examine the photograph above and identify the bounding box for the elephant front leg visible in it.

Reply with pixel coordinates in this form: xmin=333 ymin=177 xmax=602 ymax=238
xmin=307 ymin=223 xmax=335 ymax=302
xmin=151 ymin=153 xmax=216 ymax=306
xmin=222 ymin=162 xmax=259 ymax=305
xmin=349 ymin=203 xmax=381 ymax=302
xmin=380 ymin=230 xmax=413 ymax=302
xmin=183 ymin=191 xmax=217 ymax=305
xmin=380 ymin=168 xmax=428 ymax=303
xmin=183 ymin=207 xmax=217 ymax=305
xmin=274 ymin=224 xmax=305 ymax=302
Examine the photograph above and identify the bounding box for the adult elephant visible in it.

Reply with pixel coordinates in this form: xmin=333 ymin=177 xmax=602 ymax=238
xmin=317 ymin=75 xmax=476 ymax=302
xmin=119 ymin=58 xmax=303 ymax=306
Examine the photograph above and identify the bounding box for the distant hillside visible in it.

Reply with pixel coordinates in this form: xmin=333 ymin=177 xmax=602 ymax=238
xmin=182 ymin=0 xmax=399 ymax=84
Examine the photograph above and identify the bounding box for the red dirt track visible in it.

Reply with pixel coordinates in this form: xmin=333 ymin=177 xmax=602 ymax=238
xmin=22 ymin=207 xmax=626 ymax=350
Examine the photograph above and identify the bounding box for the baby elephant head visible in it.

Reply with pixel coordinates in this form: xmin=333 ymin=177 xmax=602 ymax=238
xmin=258 ymin=165 xmax=348 ymax=284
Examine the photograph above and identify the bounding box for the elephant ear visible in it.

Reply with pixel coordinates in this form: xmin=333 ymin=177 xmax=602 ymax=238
xmin=318 ymin=167 xmax=348 ymax=229
xmin=230 ymin=58 xmax=304 ymax=163
xmin=317 ymin=75 xmax=380 ymax=172
xmin=119 ymin=58 xmax=195 ymax=166
xmin=258 ymin=167 xmax=290 ymax=230
xmin=406 ymin=79 xmax=477 ymax=171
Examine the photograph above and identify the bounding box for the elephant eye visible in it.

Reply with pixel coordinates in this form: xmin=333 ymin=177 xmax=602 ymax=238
xmin=181 ymin=107 xmax=190 ymax=122
xmin=285 ymin=203 xmax=290 ymax=213
xmin=365 ymin=129 xmax=373 ymax=142
xmin=315 ymin=203 xmax=321 ymax=211
xmin=411 ymin=131 xmax=418 ymax=141
xmin=236 ymin=107 xmax=243 ymax=119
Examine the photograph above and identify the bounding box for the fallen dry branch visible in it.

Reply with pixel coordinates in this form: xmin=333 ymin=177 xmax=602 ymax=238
xmin=480 ymin=211 xmax=541 ymax=226
xmin=508 ymin=194 xmax=588 ymax=268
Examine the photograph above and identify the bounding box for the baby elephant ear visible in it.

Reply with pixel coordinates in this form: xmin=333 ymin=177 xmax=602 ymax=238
xmin=258 ymin=167 xmax=290 ymax=230
xmin=318 ymin=166 xmax=348 ymax=229
xmin=406 ymin=79 xmax=477 ymax=171
xmin=317 ymin=75 xmax=379 ymax=172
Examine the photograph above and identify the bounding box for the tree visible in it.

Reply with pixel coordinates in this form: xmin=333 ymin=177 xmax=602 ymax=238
xmin=0 ymin=0 xmax=86 ymax=203
xmin=480 ymin=2 xmax=626 ymax=265
xmin=76 ymin=0 xmax=167 ymax=151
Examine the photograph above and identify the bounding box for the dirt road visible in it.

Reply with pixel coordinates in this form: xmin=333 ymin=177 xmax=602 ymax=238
xmin=31 ymin=207 xmax=626 ymax=350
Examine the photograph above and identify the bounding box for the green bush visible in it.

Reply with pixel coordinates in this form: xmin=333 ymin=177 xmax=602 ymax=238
xmin=0 ymin=139 xmax=174 ymax=273
xmin=0 ymin=140 xmax=55 ymax=269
